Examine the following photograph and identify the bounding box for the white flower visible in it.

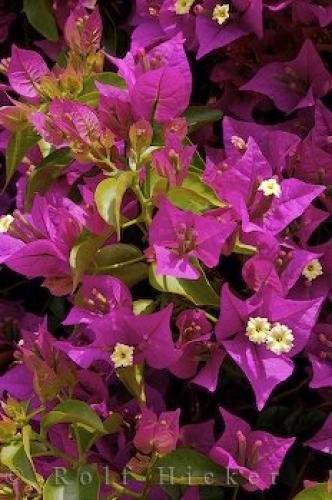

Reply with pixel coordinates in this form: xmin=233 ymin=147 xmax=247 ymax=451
xmin=111 ymin=343 xmax=134 ymax=368
xmin=258 ymin=178 xmax=281 ymax=198
xmin=0 ymin=214 xmax=14 ymax=233
xmin=266 ymin=323 xmax=294 ymax=355
xmin=246 ymin=317 xmax=271 ymax=344
xmin=212 ymin=4 xmax=230 ymax=25
xmin=302 ymin=259 xmax=323 ymax=282
xmin=175 ymin=0 xmax=195 ymax=15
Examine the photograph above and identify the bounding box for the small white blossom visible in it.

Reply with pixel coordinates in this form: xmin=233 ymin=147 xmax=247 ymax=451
xmin=246 ymin=317 xmax=271 ymax=344
xmin=212 ymin=4 xmax=230 ymax=25
xmin=302 ymin=259 xmax=323 ymax=282
xmin=266 ymin=323 xmax=294 ymax=355
xmin=111 ymin=343 xmax=134 ymax=368
xmin=175 ymin=0 xmax=195 ymax=15
xmin=0 ymin=215 xmax=14 ymax=233
xmin=258 ymin=178 xmax=281 ymax=198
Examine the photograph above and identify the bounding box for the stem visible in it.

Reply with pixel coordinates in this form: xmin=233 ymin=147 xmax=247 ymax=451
xmin=122 ymin=217 xmax=143 ymax=229
xmin=97 ymin=255 xmax=145 ymax=271
xmin=288 ymin=450 xmax=312 ymax=500
xmin=205 ymin=311 xmax=218 ymax=323
xmin=231 ymin=486 xmax=239 ymax=500
xmin=0 ymin=279 xmax=27 ymax=294
xmin=108 ymin=481 xmax=141 ymax=498
xmin=132 ymin=181 xmax=153 ymax=227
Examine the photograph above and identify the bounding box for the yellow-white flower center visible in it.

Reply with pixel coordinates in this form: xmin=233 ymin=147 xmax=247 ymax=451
xmin=266 ymin=323 xmax=294 ymax=355
xmin=111 ymin=343 xmax=134 ymax=368
xmin=302 ymin=259 xmax=323 ymax=282
xmin=258 ymin=178 xmax=281 ymax=198
xmin=212 ymin=4 xmax=230 ymax=25
xmin=175 ymin=0 xmax=195 ymax=15
xmin=0 ymin=214 xmax=14 ymax=233
xmin=246 ymin=317 xmax=271 ymax=344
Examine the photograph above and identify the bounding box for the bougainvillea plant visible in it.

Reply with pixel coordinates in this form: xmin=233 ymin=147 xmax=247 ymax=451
xmin=0 ymin=0 xmax=331 ymax=499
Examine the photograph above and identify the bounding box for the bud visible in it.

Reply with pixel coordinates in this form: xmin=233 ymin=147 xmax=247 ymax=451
xmin=129 ymin=120 xmax=153 ymax=155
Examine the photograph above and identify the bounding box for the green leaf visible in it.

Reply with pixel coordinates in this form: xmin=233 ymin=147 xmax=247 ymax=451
xmin=167 ymin=172 xmax=224 ymax=213
xmin=23 ymin=0 xmax=59 ymax=41
xmin=95 ymin=172 xmax=135 ymax=238
xmin=41 ymin=400 xmax=105 ymax=436
xmin=25 ymin=148 xmax=73 ymax=209
xmin=166 ymin=188 xmax=214 ymax=213
xmin=70 ymin=233 xmax=106 ymax=291
xmin=72 ymin=424 xmax=102 ymax=457
xmin=149 ymin=264 xmax=219 ymax=307
xmin=73 ymin=412 xmax=122 ymax=456
xmin=43 ymin=464 xmax=100 ymax=500
xmin=133 ymin=299 xmax=155 ymax=315
xmin=294 ymin=483 xmax=331 ymax=500
xmin=93 ymin=243 xmax=148 ymax=287
xmin=0 ymin=441 xmax=41 ymax=491
xmin=5 ymin=128 xmax=40 ymax=186
xmin=150 ymin=448 xmax=230 ymax=486
xmin=116 ymin=364 xmax=146 ymax=405
xmin=183 ymin=172 xmax=224 ymax=206
xmin=78 ymin=72 xmax=126 ymax=106
xmin=102 ymin=412 xmax=122 ymax=434
xmin=184 ymin=106 xmax=222 ymax=131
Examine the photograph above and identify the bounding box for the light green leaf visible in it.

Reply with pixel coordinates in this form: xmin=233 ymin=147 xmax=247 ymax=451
xmin=294 ymin=483 xmax=331 ymax=500
xmin=0 ymin=440 xmax=41 ymax=491
xmin=133 ymin=299 xmax=155 ymax=315
xmin=23 ymin=0 xmax=59 ymax=41
xmin=6 ymin=128 xmax=40 ymax=186
xmin=150 ymin=448 xmax=230 ymax=486
xmin=167 ymin=173 xmax=224 ymax=213
xmin=182 ymin=172 xmax=224 ymax=207
xmin=41 ymin=400 xmax=105 ymax=436
xmin=95 ymin=172 xmax=135 ymax=238
xmin=184 ymin=106 xmax=222 ymax=131
xmin=78 ymin=72 xmax=126 ymax=106
xmin=116 ymin=364 xmax=146 ymax=406
xmin=149 ymin=264 xmax=219 ymax=307
xmin=25 ymin=148 xmax=73 ymax=209
xmin=43 ymin=464 xmax=100 ymax=500
xmin=70 ymin=233 xmax=106 ymax=291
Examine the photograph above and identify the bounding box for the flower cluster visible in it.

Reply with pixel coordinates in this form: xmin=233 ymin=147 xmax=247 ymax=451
xmin=0 ymin=0 xmax=330 ymax=499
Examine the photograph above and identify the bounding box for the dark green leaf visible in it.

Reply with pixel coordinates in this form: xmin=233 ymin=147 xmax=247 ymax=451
xmin=43 ymin=464 xmax=100 ymax=500
xmin=6 ymin=128 xmax=40 ymax=186
xmin=25 ymin=148 xmax=73 ymax=209
xmin=41 ymin=400 xmax=105 ymax=436
xmin=102 ymin=413 xmax=122 ymax=434
xmin=23 ymin=0 xmax=59 ymax=41
xmin=72 ymin=424 xmax=102 ymax=457
xmin=93 ymin=243 xmax=148 ymax=287
xmin=184 ymin=106 xmax=222 ymax=131
xmin=151 ymin=448 xmax=230 ymax=486
xmin=149 ymin=264 xmax=219 ymax=307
